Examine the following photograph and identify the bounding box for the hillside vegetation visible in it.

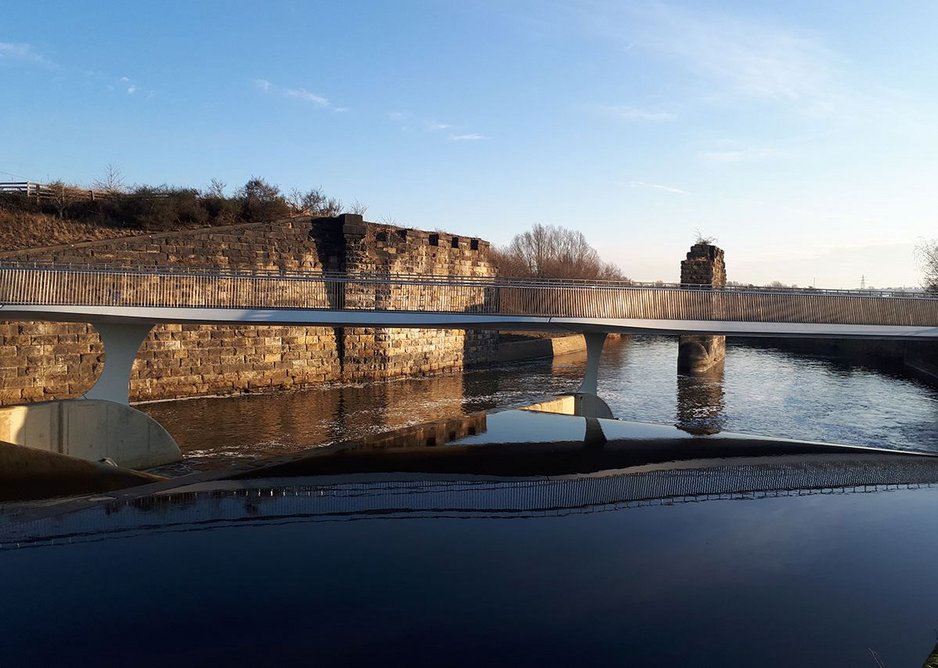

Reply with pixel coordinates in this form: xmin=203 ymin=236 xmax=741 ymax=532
xmin=0 ymin=177 xmax=347 ymax=252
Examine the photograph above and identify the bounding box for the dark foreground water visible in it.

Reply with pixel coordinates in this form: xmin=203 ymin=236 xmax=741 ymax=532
xmin=3 ymin=438 xmax=938 ymax=666
xmin=142 ymin=335 xmax=938 ymax=470
xmin=4 ymin=340 xmax=938 ymax=665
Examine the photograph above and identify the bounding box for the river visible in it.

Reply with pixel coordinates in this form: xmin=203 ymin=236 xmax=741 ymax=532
xmin=8 ymin=335 xmax=938 ymax=667
xmin=141 ymin=335 xmax=938 ymax=471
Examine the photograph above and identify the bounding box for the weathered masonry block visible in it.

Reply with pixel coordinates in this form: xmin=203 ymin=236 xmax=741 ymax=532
xmin=0 ymin=215 xmax=498 ymax=405
xmin=678 ymin=243 xmax=726 ymax=374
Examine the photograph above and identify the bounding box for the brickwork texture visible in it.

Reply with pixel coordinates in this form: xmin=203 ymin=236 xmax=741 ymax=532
xmin=0 ymin=215 xmax=497 ymax=405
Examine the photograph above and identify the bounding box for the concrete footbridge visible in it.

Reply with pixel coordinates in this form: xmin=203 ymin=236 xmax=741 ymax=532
xmin=3 ymin=262 xmax=938 ymax=405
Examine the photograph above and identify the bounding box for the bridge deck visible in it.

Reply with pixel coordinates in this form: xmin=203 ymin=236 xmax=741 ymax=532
xmin=3 ymin=304 xmax=937 ymax=339
xmin=2 ymin=263 xmax=938 ymax=337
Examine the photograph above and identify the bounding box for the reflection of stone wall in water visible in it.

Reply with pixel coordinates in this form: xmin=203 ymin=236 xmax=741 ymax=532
xmin=0 ymin=215 xmax=497 ymax=405
xmin=675 ymin=367 xmax=726 ymax=435
xmin=143 ymin=370 xmax=472 ymax=460
xmin=678 ymin=242 xmax=726 ymax=374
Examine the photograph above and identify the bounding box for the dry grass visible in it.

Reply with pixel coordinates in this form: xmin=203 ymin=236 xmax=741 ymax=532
xmin=0 ymin=210 xmax=147 ymax=253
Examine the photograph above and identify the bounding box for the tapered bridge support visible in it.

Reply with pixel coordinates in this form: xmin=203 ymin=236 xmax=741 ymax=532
xmin=570 ymin=332 xmax=614 ymax=419
xmin=85 ymin=322 xmax=154 ymax=405
xmin=578 ymin=332 xmax=607 ymax=396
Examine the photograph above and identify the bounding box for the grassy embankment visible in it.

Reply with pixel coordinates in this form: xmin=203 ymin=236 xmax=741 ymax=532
xmin=0 ymin=177 xmax=341 ymax=252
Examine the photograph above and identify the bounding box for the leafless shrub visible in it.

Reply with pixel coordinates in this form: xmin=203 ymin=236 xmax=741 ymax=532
xmin=347 ymin=199 xmax=368 ymax=216
xmin=93 ymin=163 xmax=126 ymax=194
xmin=205 ymin=179 xmax=226 ymax=198
xmin=694 ymin=228 xmax=717 ymax=245
xmin=45 ymin=180 xmax=80 ymax=219
xmin=917 ymin=239 xmax=938 ymax=293
xmin=287 ymin=186 xmax=343 ymax=217
xmin=495 ymin=223 xmax=629 ymax=281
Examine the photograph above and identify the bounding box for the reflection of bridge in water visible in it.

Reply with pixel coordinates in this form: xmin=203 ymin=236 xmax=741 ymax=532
xmin=5 ymin=454 xmax=938 ymax=549
xmin=3 ymin=262 xmax=938 ymax=404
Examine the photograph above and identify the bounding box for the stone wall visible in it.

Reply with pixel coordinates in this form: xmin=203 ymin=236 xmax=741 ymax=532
xmin=0 ymin=215 xmax=497 ymax=406
xmin=678 ymin=242 xmax=726 ymax=374
xmin=680 ymin=243 xmax=726 ymax=287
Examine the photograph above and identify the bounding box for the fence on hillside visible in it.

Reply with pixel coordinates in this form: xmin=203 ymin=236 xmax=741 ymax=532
xmin=0 ymin=181 xmax=114 ymax=202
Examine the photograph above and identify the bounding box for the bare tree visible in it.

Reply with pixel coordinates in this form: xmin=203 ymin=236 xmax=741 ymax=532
xmin=917 ymin=239 xmax=938 ymax=292
xmin=46 ymin=180 xmax=77 ymax=219
xmin=285 ymin=186 xmax=343 ymax=216
xmin=237 ymin=177 xmax=292 ymax=221
xmin=495 ymin=223 xmax=628 ymax=280
xmin=206 ymin=178 xmax=226 ymax=198
xmin=287 ymin=187 xmax=306 ymax=213
xmin=347 ymin=198 xmax=368 ymax=216
xmin=93 ymin=163 xmax=125 ymax=194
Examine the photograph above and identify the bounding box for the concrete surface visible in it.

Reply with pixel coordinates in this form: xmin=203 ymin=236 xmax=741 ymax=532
xmin=0 ymin=399 xmax=181 ymax=469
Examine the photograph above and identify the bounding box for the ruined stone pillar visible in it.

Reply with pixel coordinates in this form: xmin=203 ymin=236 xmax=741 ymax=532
xmin=678 ymin=243 xmax=726 ymax=374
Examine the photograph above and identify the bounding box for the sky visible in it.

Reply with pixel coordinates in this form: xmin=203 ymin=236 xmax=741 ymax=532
xmin=3 ymin=1 xmax=938 ymax=288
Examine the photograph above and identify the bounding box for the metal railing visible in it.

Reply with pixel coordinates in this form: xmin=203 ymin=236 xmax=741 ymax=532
xmin=0 ymin=181 xmax=113 ymax=202
xmin=2 ymin=262 xmax=938 ymax=327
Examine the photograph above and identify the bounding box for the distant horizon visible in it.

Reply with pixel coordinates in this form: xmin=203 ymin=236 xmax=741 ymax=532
xmin=4 ymin=1 xmax=937 ymax=290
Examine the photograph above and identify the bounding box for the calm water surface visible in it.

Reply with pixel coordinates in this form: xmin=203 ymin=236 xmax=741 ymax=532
xmin=6 ymin=346 xmax=938 ymax=666
xmin=4 ymin=472 xmax=938 ymax=667
xmin=142 ymin=336 xmax=938 ymax=469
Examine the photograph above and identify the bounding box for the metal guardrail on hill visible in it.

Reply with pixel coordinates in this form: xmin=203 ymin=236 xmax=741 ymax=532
xmin=0 ymin=181 xmax=113 ymax=202
xmin=1 ymin=262 xmax=937 ymax=327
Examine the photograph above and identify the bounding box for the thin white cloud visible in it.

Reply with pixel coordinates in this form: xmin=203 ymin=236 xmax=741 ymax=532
xmin=628 ymin=4 xmax=839 ymax=108
xmin=389 ymin=112 xmax=482 ymax=141
xmin=117 ymin=75 xmax=153 ymax=96
xmin=628 ymin=180 xmax=689 ymax=195
xmin=284 ymin=87 xmax=329 ymax=107
xmin=597 ymin=105 xmax=676 ymax=121
xmin=698 ymin=140 xmax=794 ymax=164
xmin=254 ymin=79 xmax=344 ymax=111
xmin=578 ymin=2 xmax=865 ymax=119
xmin=0 ymin=41 xmax=51 ymax=65
xmin=448 ymin=133 xmax=487 ymax=142
xmin=119 ymin=76 xmax=139 ymax=95
xmin=699 ymin=151 xmax=744 ymax=163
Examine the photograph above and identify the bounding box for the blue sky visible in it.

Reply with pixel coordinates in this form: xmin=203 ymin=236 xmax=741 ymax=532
xmin=3 ymin=1 xmax=938 ymax=288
